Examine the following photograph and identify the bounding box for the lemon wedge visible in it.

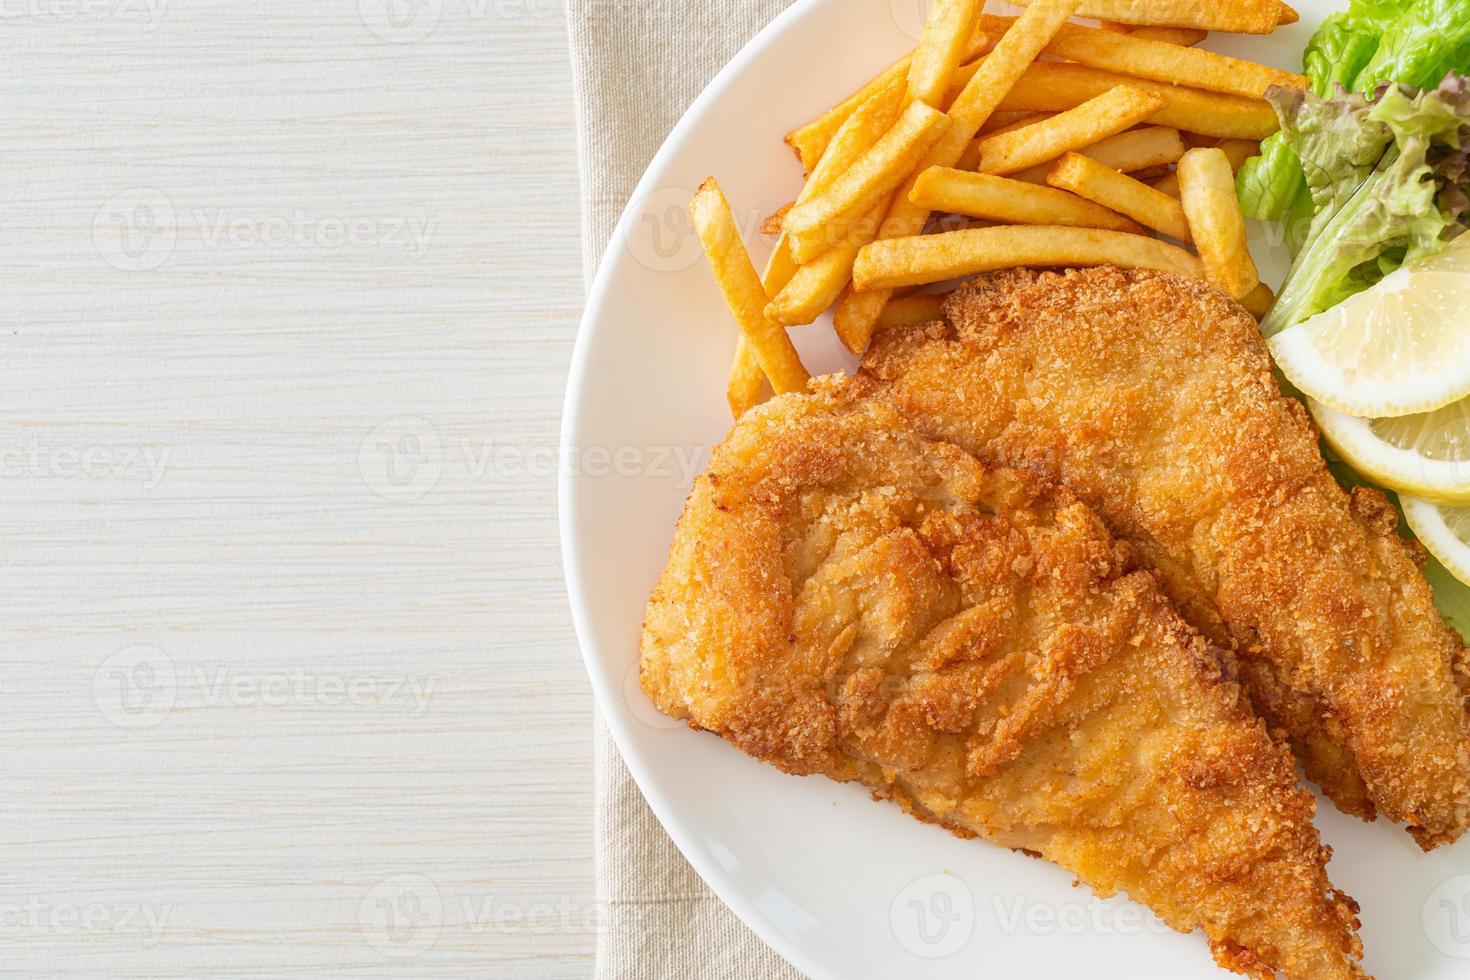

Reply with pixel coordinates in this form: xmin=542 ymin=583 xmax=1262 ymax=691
xmin=1403 ymin=496 xmax=1470 ymax=588
xmin=1312 ymin=397 xmax=1470 ymax=503
xmin=1270 ymin=235 xmax=1470 ymax=418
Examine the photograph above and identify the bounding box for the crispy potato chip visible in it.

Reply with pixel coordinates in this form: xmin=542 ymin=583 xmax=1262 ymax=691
xmin=853 ymin=224 xmax=1203 ymax=291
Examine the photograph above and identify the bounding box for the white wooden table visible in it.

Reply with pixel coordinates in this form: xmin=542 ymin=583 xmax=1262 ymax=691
xmin=1 ymin=2 xmax=593 ymax=976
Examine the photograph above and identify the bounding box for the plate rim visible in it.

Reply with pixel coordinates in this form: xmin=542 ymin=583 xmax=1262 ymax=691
xmin=558 ymin=1 xmax=839 ymax=976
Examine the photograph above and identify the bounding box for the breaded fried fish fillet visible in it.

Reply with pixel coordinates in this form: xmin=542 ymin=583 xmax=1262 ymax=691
xmin=641 ymin=380 xmax=1367 ymax=980
xmin=856 ymin=266 xmax=1470 ymax=849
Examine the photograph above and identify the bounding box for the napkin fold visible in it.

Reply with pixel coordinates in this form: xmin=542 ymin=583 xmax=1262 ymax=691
xmin=567 ymin=1 xmax=804 ymax=977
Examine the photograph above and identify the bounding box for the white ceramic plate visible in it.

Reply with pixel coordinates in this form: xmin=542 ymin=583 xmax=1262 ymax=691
xmin=561 ymin=3 xmax=1470 ymax=977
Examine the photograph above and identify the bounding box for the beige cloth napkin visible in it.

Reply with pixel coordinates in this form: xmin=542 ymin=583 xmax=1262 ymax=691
xmin=567 ymin=2 xmax=805 ymax=978
xmin=570 ymin=1 xmax=805 ymax=980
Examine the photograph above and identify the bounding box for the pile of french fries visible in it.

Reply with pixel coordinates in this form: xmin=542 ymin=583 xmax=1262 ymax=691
xmin=690 ymin=0 xmax=1303 ymax=417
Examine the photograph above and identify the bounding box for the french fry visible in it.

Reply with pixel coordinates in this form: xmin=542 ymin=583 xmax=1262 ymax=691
xmin=730 ymin=78 xmax=907 ymax=401
xmin=833 ymin=0 xmax=1085 ymax=355
xmin=975 ymin=14 xmax=1306 ymax=99
xmin=1006 ymin=125 xmax=1186 ymax=182
xmin=785 ymin=101 xmax=950 ymax=264
xmin=958 ymin=113 xmax=1053 ymax=169
xmin=975 ymin=85 xmax=1165 ymax=176
xmin=1008 ymin=0 xmax=1285 ymax=34
xmin=1046 ymin=152 xmax=1193 ymax=241
xmin=727 ymin=337 xmax=768 ymax=417
xmin=1151 ymin=173 xmax=1181 ymax=197
xmin=1126 ymin=164 xmax=1174 ymax=182
xmin=761 ymin=204 xmax=792 ymax=236
xmin=1178 ymin=147 xmax=1259 ymax=300
xmin=765 ymin=76 xmax=908 ymax=295
xmin=1097 ymin=19 xmax=1130 ymax=33
xmin=912 ymin=167 xmax=1144 ymax=233
xmin=978 ymin=111 xmax=1039 ymax=135
xmin=936 ymin=0 xmax=1084 ymax=145
xmin=690 ymin=179 xmax=809 ymax=394
xmin=784 ymin=25 xmax=995 ymax=172
xmin=1155 ymin=136 xmax=1263 ymax=196
xmin=1086 ymin=126 xmax=1189 ymax=170
xmin=1217 ymin=138 xmax=1264 ymax=169
xmin=853 ymin=224 xmax=1203 ymax=291
xmin=875 ymin=292 xmax=949 ymax=329
xmin=954 ymin=144 xmax=984 ymax=174
xmin=1129 ymin=26 xmax=1208 ymax=45
xmin=908 ymin=0 xmax=982 ymax=108
xmin=766 ymin=198 xmax=893 ymax=326
xmin=785 ymin=58 xmax=910 ymax=173
xmin=1239 ymin=282 xmax=1276 ymax=320
xmin=951 ymin=61 xmax=1280 ymax=140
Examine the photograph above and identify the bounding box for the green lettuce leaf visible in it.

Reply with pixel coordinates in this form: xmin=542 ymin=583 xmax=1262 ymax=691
xmin=1260 ymin=77 xmax=1470 ymax=336
xmin=1238 ymin=0 xmax=1470 ymax=222
xmin=1308 ymin=14 xmax=1386 ymax=93
xmin=1238 ymin=136 xmax=1307 ymax=223
xmin=1424 ymin=554 xmax=1470 ymax=643
xmin=1353 ymin=0 xmax=1470 ymax=91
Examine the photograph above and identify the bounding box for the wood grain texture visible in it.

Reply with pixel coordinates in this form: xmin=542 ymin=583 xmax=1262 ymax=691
xmin=0 ymin=1 xmax=592 ymax=975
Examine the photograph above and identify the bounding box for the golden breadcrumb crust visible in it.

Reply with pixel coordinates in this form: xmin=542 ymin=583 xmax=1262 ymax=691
xmin=641 ymin=380 xmax=1367 ymax=979
xmin=856 ymin=266 xmax=1470 ymax=849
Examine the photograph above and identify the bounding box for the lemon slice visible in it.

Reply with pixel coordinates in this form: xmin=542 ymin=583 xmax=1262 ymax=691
xmin=1403 ymin=496 xmax=1470 ymax=588
xmin=1270 ymin=235 xmax=1470 ymax=418
xmin=1311 ymin=397 xmax=1470 ymax=503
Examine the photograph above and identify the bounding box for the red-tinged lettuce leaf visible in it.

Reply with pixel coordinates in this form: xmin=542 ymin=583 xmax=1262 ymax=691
xmin=1261 ymin=77 xmax=1470 ymax=336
